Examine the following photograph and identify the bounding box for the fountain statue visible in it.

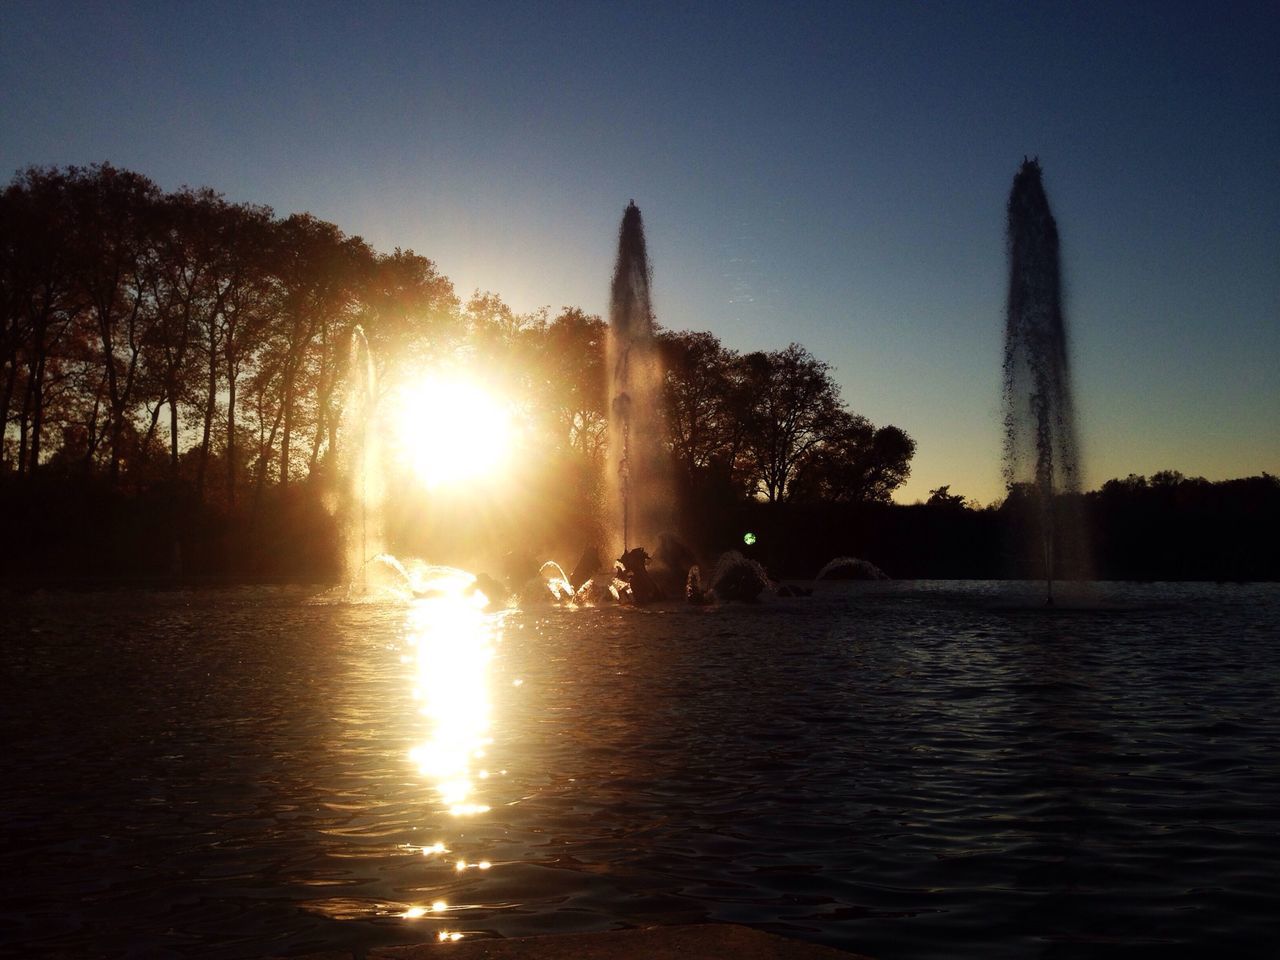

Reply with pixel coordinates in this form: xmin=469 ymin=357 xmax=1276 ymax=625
xmin=605 ymin=201 xmax=675 ymax=566
xmin=1001 ymin=159 xmax=1089 ymax=601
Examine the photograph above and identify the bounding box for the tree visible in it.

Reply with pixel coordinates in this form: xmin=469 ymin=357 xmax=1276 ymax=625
xmin=737 ymin=343 xmax=842 ymax=502
xmin=360 ymin=247 xmax=459 ymax=389
xmin=301 ymin=232 xmax=374 ymax=476
xmin=64 ymin=164 xmax=163 ymax=484
xmin=253 ymin=213 xmax=370 ymax=492
xmin=926 ymin=485 xmax=967 ymax=509
xmin=659 ymin=330 xmax=738 ymax=480
xmin=536 ymin=307 xmax=607 ymax=459
xmin=791 ymin=411 xmax=915 ymax=503
xmin=0 ymin=167 xmax=80 ymax=475
xmin=219 ymin=201 xmax=276 ymax=505
xmin=143 ymin=186 xmax=235 ymax=479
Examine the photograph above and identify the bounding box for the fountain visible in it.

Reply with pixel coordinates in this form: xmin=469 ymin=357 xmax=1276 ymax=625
xmin=815 ymin=556 xmax=889 ymax=581
xmin=343 ymin=325 xmax=383 ymax=591
xmin=706 ymin=550 xmax=771 ymax=603
xmin=605 ymin=202 xmax=675 ymax=564
xmin=535 ymin=560 xmax=576 ymax=602
xmin=1001 ymin=159 xmax=1089 ymax=601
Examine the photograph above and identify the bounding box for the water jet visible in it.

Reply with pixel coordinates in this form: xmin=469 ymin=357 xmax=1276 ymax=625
xmin=605 ymin=202 xmax=675 ymax=562
xmin=1001 ymin=159 xmax=1089 ymax=602
xmin=343 ymin=325 xmax=383 ymax=592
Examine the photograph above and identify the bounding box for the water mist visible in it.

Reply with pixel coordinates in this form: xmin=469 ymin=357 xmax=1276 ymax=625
xmin=1001 ymin=159 xmax=1089 ymax=600
xmin=343 ymin=325 xmax=383 ymax=590
xmin=605 ymin=202 xmax=673 ymax=558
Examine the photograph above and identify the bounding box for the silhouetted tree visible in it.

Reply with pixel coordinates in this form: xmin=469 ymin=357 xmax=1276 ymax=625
xmin=143 ymin=187 xmax=229 ymax=478
xmin=537 ymin=307 xmax=607 ymax=459
xmin=791 ymin=412 xmax=915 ymax=502
xmin=1 ymin=168 xmax=79 ymax=475
xmin=218 ymin=201 xmax=276 ymax=506
xmin=254 ymin=214 xmax=370 ymax=493
xmin=659 ymin=330 xmax=738 ymax=482
xmin=64 ymin=164 xmax=164 ymax=483
xmin=926 ymin=485 xmax=968 ymax=508
xmin=360 ymin=248 xmax=459 ymax=389
xmin=737 ymin=343 xmax=842 ymax=502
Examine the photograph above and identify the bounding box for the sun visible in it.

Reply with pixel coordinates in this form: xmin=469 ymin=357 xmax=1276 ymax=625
xmin=392 ymin=375 xmax=515 ymax=488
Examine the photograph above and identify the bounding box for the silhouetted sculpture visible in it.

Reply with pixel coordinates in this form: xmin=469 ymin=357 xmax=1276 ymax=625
xmin=685 ymin=565 xmax=709 ymax=604
xmin=618 ymin=546 xmax=663 ymax=604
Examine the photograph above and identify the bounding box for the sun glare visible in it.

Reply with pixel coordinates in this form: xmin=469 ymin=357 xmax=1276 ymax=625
xmin=393 ymin=375 xmax=514 ymax=488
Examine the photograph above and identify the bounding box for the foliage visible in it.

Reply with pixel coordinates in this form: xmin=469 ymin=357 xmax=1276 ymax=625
xmin=925 ymin=485 xmax=968 ymax=509
xmin=4 ymin=164 xmax=1270 ymax=583
xmin=1 ymin=164 xmax=919 ymax=578
xmin=659 ymin=334 xmax=914 ymax=504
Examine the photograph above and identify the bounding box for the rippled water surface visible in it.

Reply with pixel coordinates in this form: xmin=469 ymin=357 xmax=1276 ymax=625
xmin=2 ymin=581 xmax=1277 ymax=959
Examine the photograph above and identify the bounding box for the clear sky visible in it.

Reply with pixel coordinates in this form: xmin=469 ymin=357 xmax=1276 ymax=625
xmin=3 ymin=0 xmax=1277 ymax=503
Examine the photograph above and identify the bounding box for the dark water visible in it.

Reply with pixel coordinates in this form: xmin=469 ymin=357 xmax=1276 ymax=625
xmin=2 ymin=581 xmax=1277 ymax=959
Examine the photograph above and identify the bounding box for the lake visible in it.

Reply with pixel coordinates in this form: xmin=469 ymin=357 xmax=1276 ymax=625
xmin=1 ymin=580 xmax=1276 ymax=959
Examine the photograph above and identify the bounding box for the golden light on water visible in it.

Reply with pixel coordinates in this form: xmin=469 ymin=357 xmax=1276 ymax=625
xmin=398 ymin=571 xmax=504 ymax=942
xmin=405 ymin=581 xmax=496 ymax=816
xmin=393 ymin=375 xmax=514 ymax=488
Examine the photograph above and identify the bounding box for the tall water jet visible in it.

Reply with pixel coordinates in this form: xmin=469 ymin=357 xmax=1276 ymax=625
xmin=605 ymin=201 xmax=674 ymax=559
xmin=343 ymin=325 xmax=383 ymax=591
xmin=1001 ymin=158 xmax=1089 ymax=601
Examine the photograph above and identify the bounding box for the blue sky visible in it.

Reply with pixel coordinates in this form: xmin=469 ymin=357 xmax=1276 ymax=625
xmin=3 ymin=0 xmax=1276 ymax=502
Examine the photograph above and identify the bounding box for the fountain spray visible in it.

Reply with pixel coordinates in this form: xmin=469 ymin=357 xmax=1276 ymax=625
xmin=605 ymin=201 xmax=673 ymax=558
xmin=1002 ymin=159 xmax=1085 ymax=603
xmin=346 ymin=325 xmax=378 ymax=591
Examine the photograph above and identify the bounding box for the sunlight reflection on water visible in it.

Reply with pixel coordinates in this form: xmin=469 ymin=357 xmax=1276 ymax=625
xmin=398 ymin=574 xmax=511 ymax=937
xmin=406 ymin=588 xmax=496 ymax=818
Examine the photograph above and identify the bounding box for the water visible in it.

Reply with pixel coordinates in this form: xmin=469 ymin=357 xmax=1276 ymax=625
xmin=605 ymin=201 xmax=673 ymax=557
xmin=342 ymin=325 xmax=383 ymax=590
xmin=1002 ymin=159 xmax=1088 ymax=591
xmin=2 ymin=582 xmax=1277 ymax=959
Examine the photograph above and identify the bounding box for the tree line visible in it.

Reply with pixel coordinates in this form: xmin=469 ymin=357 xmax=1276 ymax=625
xmin=720 ymin=471 xmax=1278 ymax=583
xmin=1 ymin=163 xmax=457 ymax=503
xmin=1 ymin=164 xmax=915 ymax=577
xmin=8 ymin=164 xmax=1270 ymax=583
